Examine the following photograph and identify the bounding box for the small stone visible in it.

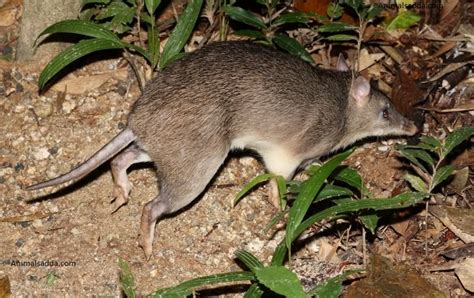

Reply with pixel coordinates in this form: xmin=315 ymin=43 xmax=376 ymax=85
xmin=48 ymin=146 xmax=59 ymax=156
xmin=14 ymin=163 xmax=25 ymax=171
xmin=62 ymin=100 xmax=77 ymax=114
xmin=117 ymin=122 xmax=126 ymax=130
xmin=18 ymin=221 xmax=30 ymax=228
xmin=15 ymin=83 xmax=24 ymax=93
xmin=13 ymin=104 xmax=26 ymax=113
xmin=71 ymin=227 xmax=80 ymax=236
xmin=15 ymin=239 xmax=25 ymax=247
xmin=32 ymin=148 xmax=50 ymax=160
xmin=377 ymin=145 xmax=389 ymax=152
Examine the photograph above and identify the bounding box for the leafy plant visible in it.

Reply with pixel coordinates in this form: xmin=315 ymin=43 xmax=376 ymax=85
xmin=397 ymin=127 xmax=474 ymax=194
xmin=36 ymin=0 xmax=204 ymax=89
xmin=223 ymin=0 xmax=316 ymax=63
xmin=131 ymin=149 xmax=427 ymax=296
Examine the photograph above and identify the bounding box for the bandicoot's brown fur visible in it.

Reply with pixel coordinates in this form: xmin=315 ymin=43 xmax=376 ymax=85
xmin=28 ymin=41 xmax=417 ymax=259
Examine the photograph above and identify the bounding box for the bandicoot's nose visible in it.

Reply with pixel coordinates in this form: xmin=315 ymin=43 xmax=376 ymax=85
xmin=404 ymin=120 xmax=418 ymax=136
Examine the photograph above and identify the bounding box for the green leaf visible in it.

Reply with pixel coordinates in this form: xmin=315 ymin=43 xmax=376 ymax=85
xmin=244 ymin=284 xmax=263 ymax=298
xmin=271 ymin=241 xmax=288 ymax=266
xmin=314 ymin=184 xmax=353 ymax=203
xmin=82 ymin=0 xmax=111 ymax=6
xmin=159 ymin=0 xmax=204 ymax=69
xmin=273 ymin=12 xmax=314 ymax=26
xmin=223 ymin=6 xmax=267 ymax=30
xmin=234 ymin=29 xmax=266 ymax=40
xmin=366 ymin=5 xmax=382 ymax=21
xmin=38 ymin=38 xmax=126 ymax=89
xmin=96 ymin=1 xmax=135 ymax=33
xmin=275 ymin=175 xmax=287 ymax=209
xmin=405 ymin=174 xmax=428 ymax=192
xmin=234 ymin=173 xmax=275 ymax=206
xmin=118 ymin=258 xmax=136 ymax=298
xmin=285 ymin=149 xmax=354 ymax=252
xmin=151 ymin=272 xmax=255 ymax=297
xmin=234 ymin=250 xmax=263 ymax=273
xmin=333 ymin=167 xmax=363 ymax=191
xmin=442 ymin=127 xmax=474 ymax=159
xmin=359 ymin=212 xmax=379 ymax=234
xmin=325 ymin=34 xmax=358 ymax=41
xmin=386 ymin=11 xmax=421 ymax=31
xmin=420 ymin=135 xmax=442 ymax=150
xmin=147 ymin=22 xmax=160 ymax=68
xmin=344 ymin=0 xmax=363 ymax=12
xmin=398 ymin=148 xmax=430 ymax=173
xmin=145 ymin=0 xmax=161 ymax=15
xmin=36 ymin=20 xmax=120 ymax=45
xmin=307 ymin=270 xmax=361 ymax=297
xmin=255 ymin=267 xmax=307 ymax=298
xmin=319 ymin=22 xmax=357 ymax=33
xmin=293 ymin=192 xmax=428 ymax=242
xmin=431 ymin=165 xmax=454 ymax=191
xmin=272 ymin=34 xmax=314 ymax=63
xmin=327 ymin=3 xmax=344 ymax=19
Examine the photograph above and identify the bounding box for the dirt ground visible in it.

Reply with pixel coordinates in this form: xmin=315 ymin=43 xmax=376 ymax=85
xmin=0 ymin=58 xmax=469 ymax=296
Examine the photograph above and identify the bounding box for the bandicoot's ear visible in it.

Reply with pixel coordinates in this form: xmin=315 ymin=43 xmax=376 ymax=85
xmin=336 ymin=54 xmax=350 ymax=71
xmin=351 ymin=76 xmax=371 ymax=107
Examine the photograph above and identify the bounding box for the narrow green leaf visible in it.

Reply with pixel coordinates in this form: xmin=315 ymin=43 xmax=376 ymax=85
xmin=396 ymin=143 xmax=438 ymax=153
xmin=223 ymin=6 xmax=267 ymax=30
xmin=36 ymin=20 xmax=120 ymax=45
xmin=272 ymin=34 xmax=314 ymax=63
xmin=243 ymin=283 xmax=263 ymax=298
xmin=318 ymin=22 xmax=357 ymax=33
xmin=150 ymin=272 xmax=255 ymax=297
xmin=344 ymin=0 xmax=363 ymax=11
xmin=333 ymin=167 xmax=363 ymax=191
xmin=420 ymin=135 xmax=441 ymax=150
xmin=293 ymin=192 xmax=428 ymax=242
xmin=431 ymin=165 xmax=454 ymax=191
xmin=327 ymin=3 xmax=344 ymax=19
xmin=366 ymin=5 xmax=382 ymax=21
xmin=234 ymin=173 xmax=275 ymax=206
xmin=407 ymin=148 xmax=435 ymax=168
xmin=273 ymin=12 xmax=314 ymax=26
xmin=38 ymin=38 xmax=126 ymax=89
xmin=325 ymin=34 xmax=358 ymax=41
xmin=234 ymin=250 xmax=263 ymax=273
xmin=82 ymin=0 xmax=111 ymax=6
xmin=405 ymin=174 xmax=428 ymax=192
xmin=359 ymin=213 xmax=379 ymax=234
xmin=255 ymin=267 xmax=307 ymax=298
xmin=147 ymin=22 xmax=160 ymax=68
xmin=275 ymin=175 xmax=287 ymax=209
xmin=286 ymin=149 xmax=354 ymax=251
xmin=398 ymin=148 xmax=430 ymax=173
xmin=386 ymin=11 xmax=421 ymax=31
xmin=307 ymin=270 xmax=362 ymax=297
xmin=145 ymin=0 xmax=161 ymax=15
xmin=442 ymin=127 xmax=474 ymax=159
xmin=159 ymin=0 xmax=204 ymax=69
xmin=118 ymin=258 xmax=136 ymax=298
xmin=234 ymin=29 xmax=266 ymax=40
xmin=271 ymin=241 xmax=288 ymax=266
xmin=314 ymin=184 xmax=353 ymax=203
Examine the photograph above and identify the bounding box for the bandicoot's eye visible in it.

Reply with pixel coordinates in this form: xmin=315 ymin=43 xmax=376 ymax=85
xmin=382 ymin=108 xmax=389 ymax=119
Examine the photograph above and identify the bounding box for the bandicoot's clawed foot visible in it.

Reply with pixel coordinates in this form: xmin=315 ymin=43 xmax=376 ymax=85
xmin=110 ymin=186 xmax=129 ymax=213
xmin=267 ymin=178 xmax=282 ymax=210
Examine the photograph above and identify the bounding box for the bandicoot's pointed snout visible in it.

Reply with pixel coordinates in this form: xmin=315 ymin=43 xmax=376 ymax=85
xmin=404 ymin=120 xmax=418 ymax=136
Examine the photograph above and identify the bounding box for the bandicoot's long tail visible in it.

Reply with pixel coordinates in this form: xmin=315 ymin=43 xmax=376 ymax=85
xmin=26 ymin=128 xmax=136 ymax=190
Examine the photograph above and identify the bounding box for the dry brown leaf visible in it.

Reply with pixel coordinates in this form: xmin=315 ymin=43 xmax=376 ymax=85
xmin=358 ymin=49 xmax=385 ymax=72
xmin=51 ymin=69 xmax=128 ymax=94
xmin=455 ymin=257 xmax=474 ymax=292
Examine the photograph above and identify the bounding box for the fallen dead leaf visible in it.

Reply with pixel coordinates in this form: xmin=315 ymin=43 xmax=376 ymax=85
xmin=455 ymin=257 xmax=474 ymax=292
xmin=51 ymin=69 xmax=128 ymax=94
xmin=358 ymin=48 xmax=385 ymax=72
xmin=345 ymin=255 xmax=444 ymax=298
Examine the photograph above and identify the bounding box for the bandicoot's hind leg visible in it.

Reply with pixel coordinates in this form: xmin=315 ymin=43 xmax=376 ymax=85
xmin=110 ymin=144 xmax=151 ymax=212
xmin=139 ymin=144 xmax=229 ymax=259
